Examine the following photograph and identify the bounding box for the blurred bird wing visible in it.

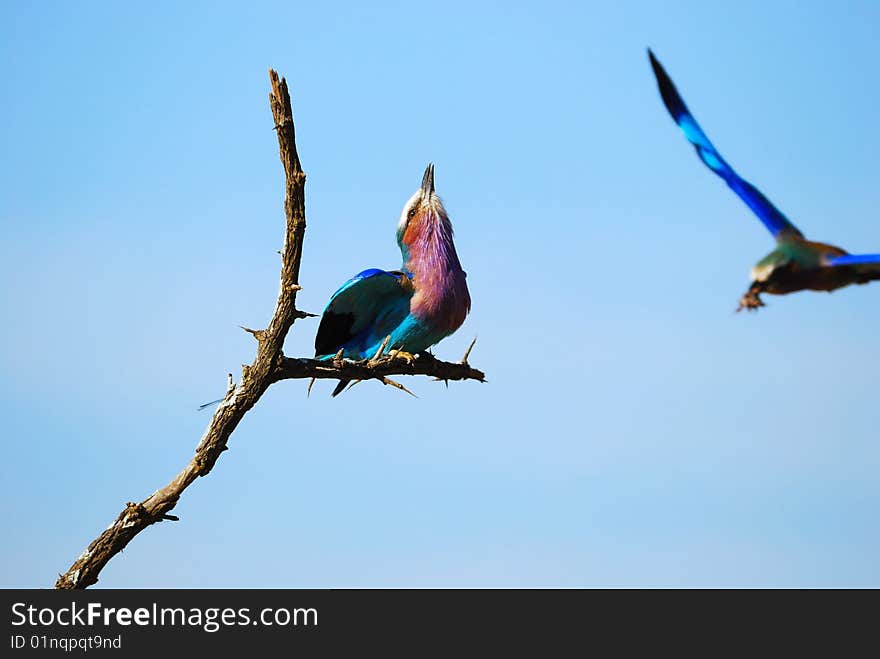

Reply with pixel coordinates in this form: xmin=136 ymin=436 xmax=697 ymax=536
xmin=648 ymin=50 xmax=804 ymax=242
xmin=825 ymin=253 xmax=880 ymax=274
xmin=314 ymin=269 xmax=414 ymax=357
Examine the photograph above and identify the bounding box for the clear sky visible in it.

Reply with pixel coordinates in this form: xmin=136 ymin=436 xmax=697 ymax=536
xmin=2 ymin=0 xmax=878 ymax=587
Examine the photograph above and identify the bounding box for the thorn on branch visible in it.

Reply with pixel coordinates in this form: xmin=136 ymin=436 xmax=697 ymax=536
xmin=460 ymin=336 xmax=478 ymax=364
xmin=294 ymin=309 xmax=318 ymax=319
xmin=381 ymin=376 xmax=418 ymax=398
xmin=370 ymin=335 xmax=392 ymax=364
xmin=240 ymin=325 xmax=266 ymax=341
xmin=160 ymin=514 xmax=179 ymax=522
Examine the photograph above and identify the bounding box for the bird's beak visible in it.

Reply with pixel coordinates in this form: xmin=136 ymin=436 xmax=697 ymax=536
xmin=421 ymin=163 xmax=435 ymax=197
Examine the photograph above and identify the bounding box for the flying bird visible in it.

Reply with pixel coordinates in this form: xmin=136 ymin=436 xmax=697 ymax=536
xmin=648 ymin=49 xmax=880 ymax=311
xmin=314 ymin=163 xmax=471 ymax=395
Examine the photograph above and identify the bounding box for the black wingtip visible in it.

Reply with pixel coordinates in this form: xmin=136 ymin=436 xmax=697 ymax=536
xmin=646 ymin=49 xmax=689 ymax=123
xmin=314 ymin=310 xmax=355 ymax=358
xmin=647 ymin=48 xmax=666 ymax=91
xmin=647 ymin=49 xmax=671 ymax=91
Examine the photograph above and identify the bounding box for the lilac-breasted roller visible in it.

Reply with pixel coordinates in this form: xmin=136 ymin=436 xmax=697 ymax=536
xmin=649 ymin=50 xmax=880 ymax=311
xmin=314 ymin=163 xmax=471 ymax=395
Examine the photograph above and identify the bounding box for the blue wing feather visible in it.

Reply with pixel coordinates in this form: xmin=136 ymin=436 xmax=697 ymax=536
xmin=328 ymin=268 xmax=389 ymax=299
xmin=315 ymin=269 xmax=413 ymax=358
xmin=826 ymin=254 xmax=880 ymax=270
xmin=648 ymin=50 xmax=804 ymax=241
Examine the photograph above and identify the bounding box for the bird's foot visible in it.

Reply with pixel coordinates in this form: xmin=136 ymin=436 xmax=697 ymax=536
xmin=736 ymin=286 xmax=765 ymax=313
xmin=388 ymin=349 xmax=417 ymax=365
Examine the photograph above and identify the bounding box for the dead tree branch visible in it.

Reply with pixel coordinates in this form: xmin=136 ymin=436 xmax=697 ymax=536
xmin=55 ymin=69 xmax=306 ymax=589
xmin=272 ymin=353 xmax=486 ymax=388
xmin=55 ymin=69 xmax=484 ymax=590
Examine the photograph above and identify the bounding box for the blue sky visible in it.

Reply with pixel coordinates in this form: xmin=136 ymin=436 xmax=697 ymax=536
xmin=2 ymin=0 xmax=878 ymax=587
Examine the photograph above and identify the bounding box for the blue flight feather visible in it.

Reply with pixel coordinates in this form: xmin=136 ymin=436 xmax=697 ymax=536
xmin=827 ymin=254 xmax=880 ymax=268
xmin=315 ymin=269 xmax=414 ymax=359
xmin=648 ymin=49 xmax=804 ymax=241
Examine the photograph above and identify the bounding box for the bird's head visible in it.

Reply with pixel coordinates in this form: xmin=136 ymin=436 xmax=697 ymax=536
xmin=396 ymin=163 xmax=452 ymax=255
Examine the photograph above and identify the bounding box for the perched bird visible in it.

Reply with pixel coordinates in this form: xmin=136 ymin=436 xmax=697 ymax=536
xmin=314 ymin=163 xmax=471 ymax=395
xmin=648 ymin=49 xmax=880 ymax=311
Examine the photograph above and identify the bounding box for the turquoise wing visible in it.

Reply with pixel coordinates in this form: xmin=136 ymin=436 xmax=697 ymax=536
xmin=315 ymin=269 xmax=413 ymax=358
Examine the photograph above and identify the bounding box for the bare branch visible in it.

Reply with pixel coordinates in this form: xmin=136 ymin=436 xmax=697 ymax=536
xmin=54 ymin=69 xmax=485 ymax=590
xmin=271 ymin=353 xmax=486 ymax=387
xmin=54 ymin=69 xmax=308 ymax=590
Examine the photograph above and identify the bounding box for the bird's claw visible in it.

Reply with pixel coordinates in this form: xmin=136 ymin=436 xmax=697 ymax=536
xmin=388 ymin=349 xmax=417 ymax=365
xmin=736 ymin=287 xmax=766 ymax=312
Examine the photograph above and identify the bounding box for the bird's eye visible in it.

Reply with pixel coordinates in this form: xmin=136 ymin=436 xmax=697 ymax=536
xmin=407 ymin=207 xmax=417 ymax=219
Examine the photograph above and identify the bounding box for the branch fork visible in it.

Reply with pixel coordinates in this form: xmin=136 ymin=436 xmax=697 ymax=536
xmin=55 ymin=69 xmax=484 ymax=590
